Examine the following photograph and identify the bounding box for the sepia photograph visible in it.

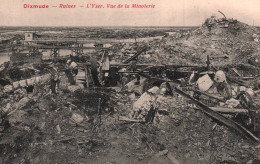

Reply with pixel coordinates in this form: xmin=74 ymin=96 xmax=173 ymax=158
xmin=0 ymin=0 xmax=260 ymax=163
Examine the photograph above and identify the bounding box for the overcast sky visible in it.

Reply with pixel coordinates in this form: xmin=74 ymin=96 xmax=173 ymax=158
xmin=0 ymin=0 xmax=260 ymax=26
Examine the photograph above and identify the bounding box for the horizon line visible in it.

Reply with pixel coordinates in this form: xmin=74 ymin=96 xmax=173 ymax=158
xmin=0 ymin=25 xmax=200 ymax=28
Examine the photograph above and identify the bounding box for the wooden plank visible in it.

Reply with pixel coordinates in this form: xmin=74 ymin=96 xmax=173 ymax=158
xmin=118 ymin=116 xmax=145 ymax=123
xmin=192 ymin=89 xmax=225 ymax=102
xmin=209 ymin=107 xmax=248 ymax=113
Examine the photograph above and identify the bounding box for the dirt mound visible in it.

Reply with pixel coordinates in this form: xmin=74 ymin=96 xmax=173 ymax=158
xmin=158 ymin=17 xmax=260 ymax=66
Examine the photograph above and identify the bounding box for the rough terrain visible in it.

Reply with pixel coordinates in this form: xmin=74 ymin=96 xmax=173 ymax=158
xmin=1 ymin=16 xmax=260 ymax=164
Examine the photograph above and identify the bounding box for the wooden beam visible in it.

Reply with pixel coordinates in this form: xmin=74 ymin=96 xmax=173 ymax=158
xmin=209 ymin=107 xmax=248 ymax=113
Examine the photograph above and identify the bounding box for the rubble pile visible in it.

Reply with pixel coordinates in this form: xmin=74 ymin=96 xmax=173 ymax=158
xmin=132 ymin=16 xmax=260 ymax=66
xmin=119 ymin=84 xmax=260 ymax=163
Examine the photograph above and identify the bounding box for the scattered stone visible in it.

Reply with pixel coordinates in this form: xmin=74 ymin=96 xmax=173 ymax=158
xmin=131 ymin=91 xmax=157 ymax=120
xmin=14 ymin=88 xmax=27 ymax=100
xmin=4 ymin=85 xmax=13 ymax=93
xmin=148 ymin=86 xmax=160 ymax=94
xmin=160 ymin=88 xmax=167 ymax=95
xmin=109 ymin=87 xmax=121 ymax=92
xmin=246 ymin=88 xmax=255 ymax=97
xmin=8 ymin=110 xmax=27 ymax=126
xmin=197 ymin=74 xmax=213 ymax=91
xmin=214 ymin=70 xmax=227 ymax=83
xmin=225 ymin=98 xmax=240 ymax=108
xmin=143 ymin=54 xmax=151 ymax=58
xmin=219 ymin=102 xmax=225 ymax=106
xmin=242 ymin=145 xmax=250 ymax=149
xmin=167 ymin=152 xmax=181 ymax=164
xmin=78 ymin=84 xmax=85 ymax=89
xmin=1 ymin=103 xmax=12 ymax=113
xmin=239 ymin=86 xmax=247 ymax=92
xmin=128 ymin=93 xmax=136 ymax=100
xmin=56 ymin=125 xmax=61 ymax=134
xmin=160 ymin=82 xmax=172 ymax=95
xmin=155 ymin=149 xmax=168 ymax=157
xmin=27 ymin=77 xmax=35 ymax=86
xmin=19 ymin=79 xmax=27 ymax=87
xmin=71 ymin=113 xmax=84 ymax=124
xmin=24 ymin=126 xmax=31 ymax=132
xmin=126 ymin=77 xmax=147 ymax=95
xmin=68 ymin=85 xmax=83 ymax=93
xmin=13 ymin=81 xmax=20 ymax=89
